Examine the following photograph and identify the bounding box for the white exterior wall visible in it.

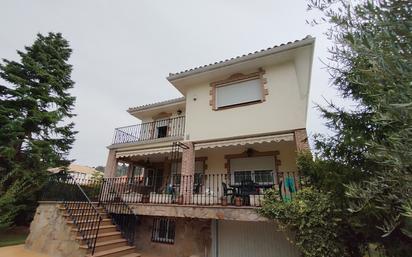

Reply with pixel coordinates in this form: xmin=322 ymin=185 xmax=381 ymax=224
xmin=213 ymin=220 xmax=299 ymax=257
xmin=184 ymin=61 xmax=307 ymax=142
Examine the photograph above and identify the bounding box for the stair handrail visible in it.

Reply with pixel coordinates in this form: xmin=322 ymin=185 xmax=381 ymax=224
xmin=99 ymin=177 xmax=138 ymax=245
xmin=62 ymin=177 xmax=103 ymax=255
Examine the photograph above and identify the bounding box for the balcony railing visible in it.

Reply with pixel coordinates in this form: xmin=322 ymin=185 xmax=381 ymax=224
xmin=41 ymin=172 xmax=300 ymax=208
xmin=112 ymin=116 xmax=185 ymax=145
xmin=100 ymin=172 xmax=300 ymax=207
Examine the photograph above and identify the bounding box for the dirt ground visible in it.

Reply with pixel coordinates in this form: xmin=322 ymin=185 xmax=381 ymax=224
xmin=0 ymin=244 xmax=51 ymax=257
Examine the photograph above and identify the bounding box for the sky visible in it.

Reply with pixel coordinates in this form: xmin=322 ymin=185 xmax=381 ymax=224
xmin=0 ymin=0 xmax=339 ymax=167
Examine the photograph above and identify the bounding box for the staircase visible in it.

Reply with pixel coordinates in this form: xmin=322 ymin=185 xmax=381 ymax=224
xmin=61 ymin=202 xmax=141 ymax=257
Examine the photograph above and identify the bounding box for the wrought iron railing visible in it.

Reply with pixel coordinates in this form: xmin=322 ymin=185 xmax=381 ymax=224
xmin=42 ymin=176 xmax=102 ymax=202
xmin=99 ymin=179 xmax=138 ymax=245
xmin=42 ymin=177 xmax=103 ymax=255
xmin=101 ymin=171 xmax=300 ymax=207
xmin=112 ymin=116 xmax=185 ymax=145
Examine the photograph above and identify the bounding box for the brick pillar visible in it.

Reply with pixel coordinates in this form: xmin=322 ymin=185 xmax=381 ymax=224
xmin=180 ymin=141 xmax=195 ymax=204
xmin=294 ymin=128 xmax=310 ymax=152
xmin=293 ymin=129 xmax=310 ymax=191
xmin=104 ymin=149 xmax=118 ymax=178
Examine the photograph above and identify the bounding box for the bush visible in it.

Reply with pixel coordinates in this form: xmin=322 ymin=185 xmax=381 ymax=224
xmin=260 ymin=187 xmax=355 ymax=257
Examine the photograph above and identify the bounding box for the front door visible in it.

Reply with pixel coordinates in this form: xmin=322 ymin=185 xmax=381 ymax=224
xmin=145 ymin=168 xmax=163 ymax=192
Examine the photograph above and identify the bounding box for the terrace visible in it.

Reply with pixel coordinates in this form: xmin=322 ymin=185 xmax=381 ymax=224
xmin=43 ymin=171 xmax=300 ymax=221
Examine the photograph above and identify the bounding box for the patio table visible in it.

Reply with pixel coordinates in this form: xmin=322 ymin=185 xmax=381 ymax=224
xmin=229 ymin=183 xmax=275 ymax=195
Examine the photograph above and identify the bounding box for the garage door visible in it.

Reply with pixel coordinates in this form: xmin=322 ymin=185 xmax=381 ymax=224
xmin=213 ymin=220 xmax=299 ymax=257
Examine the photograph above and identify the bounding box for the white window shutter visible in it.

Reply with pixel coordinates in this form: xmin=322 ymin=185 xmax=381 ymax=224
xmin=216 ymin=79 xmax=262 ymax=108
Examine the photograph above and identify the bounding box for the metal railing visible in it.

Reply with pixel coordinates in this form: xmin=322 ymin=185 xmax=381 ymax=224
xmin=101 ymin=171 xmax=300 ymax=207
xmin=99 ymin=179 xmax=138 ymax=245
xmin=112 ymin=116 xmax=185 ymax=144
xmin=42 ymin=176 xmax=102 ymax=202
xmin=42 ymin=176 xmax=103 ymax=255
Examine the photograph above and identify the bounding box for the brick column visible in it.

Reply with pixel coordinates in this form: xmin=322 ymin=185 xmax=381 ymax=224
xmin=180 ymin=141 xmax=195 ymax=204
xmin=104 ymin=149 xmax=118 ymax=178
xmin=293 ymin=129 xmax=310 ymax=191
xmin=294 ymin=128 xmax=310 ymax=152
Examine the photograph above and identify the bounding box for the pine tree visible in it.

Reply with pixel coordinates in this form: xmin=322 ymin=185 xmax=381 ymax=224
xmin=0 ymin=33 xmax=76 ymax=227
xmin=261 ymin=1 xmax=412 ymax=256
xmin=308 ymin=0 xmax=412 ymax=255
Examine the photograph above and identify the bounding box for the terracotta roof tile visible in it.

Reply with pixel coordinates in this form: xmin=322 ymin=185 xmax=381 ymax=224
xmin=128 ymin=97 xmax=185 ymax=113
xmin=167 ymin=36 xmax=313 ymax=79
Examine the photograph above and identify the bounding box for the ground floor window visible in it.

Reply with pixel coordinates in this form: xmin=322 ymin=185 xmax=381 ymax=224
xmin=230 ymin=156 xmax=276 ymax=185
xmin=233 ymin=171 xmax=252 ymax=184
xmin=151 ymin=218 xmax=175 ymax=244
xmin=254 ymin=170 xmax=274 ymax=184
xmin=233 ymin=170 xmax=274 ymax=185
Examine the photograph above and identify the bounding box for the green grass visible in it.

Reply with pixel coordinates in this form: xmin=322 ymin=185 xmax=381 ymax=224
xmin=0 ymin=226 xmax=29 ymax=247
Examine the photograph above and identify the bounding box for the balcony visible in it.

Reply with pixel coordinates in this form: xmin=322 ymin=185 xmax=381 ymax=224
xmin=112 ymin=116 xmax=185 ymax=145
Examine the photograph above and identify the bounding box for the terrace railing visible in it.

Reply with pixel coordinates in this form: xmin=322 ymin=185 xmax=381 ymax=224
xmin=112 ymin=116 xmax=185 ymax=145
xmin=101 ymin=171 xmax=300 ymax=207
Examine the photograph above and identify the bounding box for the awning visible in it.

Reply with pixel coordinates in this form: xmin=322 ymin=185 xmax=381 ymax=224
xmin=195 ymin=133 xmax=294 ymax=150
xmin=116 ymin=146 xmax=173 ymax=158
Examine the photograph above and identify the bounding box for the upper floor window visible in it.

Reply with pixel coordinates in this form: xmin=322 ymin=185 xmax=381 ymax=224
xmin=216 ymin=78 xmax=262 ymax=109
xmin=210 ymin=70 xmax=268 ymax=110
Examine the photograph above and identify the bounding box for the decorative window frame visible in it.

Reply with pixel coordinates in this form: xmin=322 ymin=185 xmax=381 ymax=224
xmin=209 ymin=68 xmax=268 ymax=110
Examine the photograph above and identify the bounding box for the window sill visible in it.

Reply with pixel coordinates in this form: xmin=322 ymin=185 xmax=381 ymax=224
xmin=215 ymin=100 xmax=263 ymax=111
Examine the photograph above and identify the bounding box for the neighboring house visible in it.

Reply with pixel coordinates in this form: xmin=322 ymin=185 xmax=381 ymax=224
xmin=29 ymin=36 xmax=314 ymax=257
xmin=49 ymin=163 xmax=100 ymax=180
xmin=102 ymin=36 xmax=315 ymax=257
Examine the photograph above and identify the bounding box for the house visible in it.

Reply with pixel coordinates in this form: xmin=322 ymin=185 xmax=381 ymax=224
xmin=49 ymin=163 xmax=101 ymax=180
xmin=28 ymin=36 xmax=314 ymax=257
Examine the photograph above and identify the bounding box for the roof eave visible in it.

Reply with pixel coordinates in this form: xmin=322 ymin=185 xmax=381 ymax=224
xmin=127 ymin=97 xmax=185 ymax=115
xmin=166 ymin=36 xmax=315 ymax=82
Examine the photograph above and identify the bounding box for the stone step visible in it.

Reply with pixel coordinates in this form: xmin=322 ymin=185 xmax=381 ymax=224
xmin=59 ymin=205 xmax=104 ymax=209
xmin=64 ymin=211 xmax=108 ymax=216
xmin=67 ymin=218 xmax=113 ymax=227
xmin=63 ymin=201 xmax=99 ymax=204
xmin=116 ymin=252 xmax=141 ymax=257
xmin=59 ymin=207 xmax=105 ymax=213
xmin=80 ymin=239 xmax=129 ymax=253
xmin=85 ymin=246 xmax=137 ymax=257
xmin=63 ymin=212 xmax=107 ymax=218
xmin=72 ymin=225 xmax=117 ymax=235
xmin=77 ymin=231 xmax=122 ymax=243
xmin=60 ymin=206 xmax=106 ymax=212
xmin=60 ymin=202 xmax=100 ymax=209
xmin=60 ymin=203 xmax=139 ymax=257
